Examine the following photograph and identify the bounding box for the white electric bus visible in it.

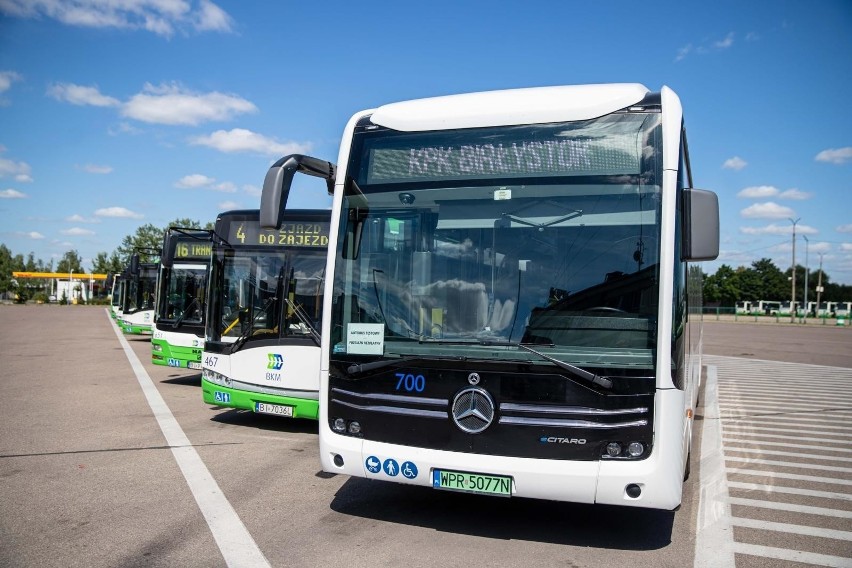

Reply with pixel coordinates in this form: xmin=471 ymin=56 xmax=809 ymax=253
xmin=151 ymin=228 xmax=212 ymax=369
xmin=262 ymin=84 xmax=719 ymax=509
xmin=201 ymin=208 xmax=332 ymax=419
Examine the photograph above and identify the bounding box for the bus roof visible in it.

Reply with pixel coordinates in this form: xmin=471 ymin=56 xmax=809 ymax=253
xmin=369 ymin=83 xmax=652 ymax=132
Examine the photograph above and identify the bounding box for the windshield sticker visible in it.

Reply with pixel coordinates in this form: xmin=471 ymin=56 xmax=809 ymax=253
xmin=346 ymin=323 xmax=385 ymax=355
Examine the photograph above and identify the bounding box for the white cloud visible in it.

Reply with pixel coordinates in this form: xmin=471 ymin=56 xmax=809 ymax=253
xmin=838 ymin=224 xmax=852 ymax=234
xmin=0 ymin=70 xmax=22 ymax=93
xmin=47 ymin=83 xmax=120 ymax=107
xmin=0 ymin=0 xmax=234 ymax=37
xmin=737 ymin=185 xmax=778 ymax=199
xmin=0 ymin=188 xmax=27 ymax=198
xmin=740 ymin=201 xmax=795 ymax=219
xmin=65 ymin=214 xmax=100 ymax=223
xmin=842 ymin=243 xmax=852 ymax=252
xmin=61 ymin=227 xmax=96 ymax=236
xmin=723 ymin=156 xmax=747 ymax=171
xmin=0 ymin=154 xmax=32 ymax=182
xmin=243 ymin=184 xmax=261 ymax=196
xmin=78 ymin=164 xmax=113 ymax=174
xmin=714 ymin=32 xmax=734 ymax=49
xmin=815 ymin=147 xmax=852 ymax=164
xmin=175 ymin=174 xmax=216 ymax=188
xmin=740 ymin=223 xmax=818 ymax=236
xmin=195 ymin=0 xmax=234 ymax=32
xmin=218 ymin=200 xmax=239 ymax=210
xmin=108 ymin=122 xmax=142 ymax=136
xmin=93 ymin=206 xmax=144 ymax=219
xmin=12 ymin=230 xmax=44 ymax=239
xmin=213 ymin=181 xmax=237 ymax=193
xmin=122 ymin=82 xmax=256 ymax=125
xmin=190 ymin=128 xmax=312 ymax=156
xmin=674 ymin=44 xmax=692 ymax=62
xmin=778 ymin=188 xmax=811 ymax=200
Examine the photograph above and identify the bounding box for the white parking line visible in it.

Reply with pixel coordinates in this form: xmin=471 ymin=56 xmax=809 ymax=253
xmin=731 ymin=517 xmax=852 ymax=541
xmin=108 ymin=310 xmax=271 ymax=568
xmin=726 ymin=468 xmax=852 ymax=487
xmin=725 ymin=456 xmax=852 ymax=474
xmin=733 ymin=543 xmax=852 ymax=568
xmin=727 ymin=481 xmax=852 ymax=501
xmin=728 ymin=497 xmax=852 ymax=519
xmin=695 ymin=365 xmax=736 ymax=568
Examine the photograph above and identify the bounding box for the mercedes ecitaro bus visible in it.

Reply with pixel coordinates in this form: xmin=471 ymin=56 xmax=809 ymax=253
xmin=152 ymin=228 xmax=213 ymax=369
xmin=118 ymin=255 xmax=158 ymax=335
xmin=262 ymin=84 xmax=719 ymax=510
xmin=201 ymin=208 xmax=332 ymax=419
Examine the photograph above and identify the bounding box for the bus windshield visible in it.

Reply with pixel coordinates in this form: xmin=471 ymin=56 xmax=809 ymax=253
xmin=207 ymin=216 xmax=330 ymax=347
xmin=332 ymin=111 xmax=662 ymax=369
xmin=124 ymin=265 xmax=157 ymax=314
xmin=157 ymin=263 xmax=207 ymax=325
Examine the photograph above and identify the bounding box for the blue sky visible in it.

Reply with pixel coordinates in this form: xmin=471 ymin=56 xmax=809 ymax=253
xmin=1 ymin=0 xmax=850 ymax=283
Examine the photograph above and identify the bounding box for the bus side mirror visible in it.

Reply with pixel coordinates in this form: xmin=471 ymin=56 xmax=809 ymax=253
xmin=130 ymin=254 xmax=140 ymax=276
xmin=260 ymin=154 xmax=335 ymax=229
xmin=682 ymin=188 xmax=719 ymax=261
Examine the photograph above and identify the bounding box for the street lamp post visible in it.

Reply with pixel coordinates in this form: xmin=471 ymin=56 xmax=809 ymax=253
xmin=803 ymin=235 xmax=809 ymax=321
xmin=789 ymin=217 xmax=800 ymax=323
xmin=69 ymin=269 xmax=74 ymax=304
xmin=816 ymin=253 xmax=824 ymax=317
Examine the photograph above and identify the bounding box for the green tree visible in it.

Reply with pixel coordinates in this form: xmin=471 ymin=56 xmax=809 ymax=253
xmin=0 ymin=244 xmax=15 ymax=294
xmin=91 ymin=251 xmax=124 ymax=274
xmin=117 ymin=223 xmax=165 ymax=263
xmin=704 ymin=264 xmax=741 ymax=306
xmin=750 ymin=258 xmax=787 ymax=300
xmin=56 ymin=250 xmax=84 ymax=274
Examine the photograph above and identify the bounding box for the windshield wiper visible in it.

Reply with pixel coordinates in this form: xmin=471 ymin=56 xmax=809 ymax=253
xmin=284 ymin=298 xmax=320 ymax=346
xmin=229 ymin=297 xmax=275 ymax=354
xmin=345 ymin=352 xmax=471 ymax=376
xmin=419 ymin=339 xmax=612 ymax=390
xmin=346 ymin=355 xmax=426 ymax=375
xmin=172 ymin=297 xmax=200 ymax=329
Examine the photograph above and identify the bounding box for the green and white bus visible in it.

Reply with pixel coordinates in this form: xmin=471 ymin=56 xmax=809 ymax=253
xmin=201 ymin=208 xmax=332 ymax=419
xmin=118 ymin=255 xmax=158 ymax=335
xmin=110 ymin=272 xmax=126 ymax=320
xmin=152 ymin=228 xmax=213 ymax=369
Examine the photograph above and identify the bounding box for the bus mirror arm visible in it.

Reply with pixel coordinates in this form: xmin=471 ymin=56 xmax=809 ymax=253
xmin=260 ymin=154 xmax=336 ymax=229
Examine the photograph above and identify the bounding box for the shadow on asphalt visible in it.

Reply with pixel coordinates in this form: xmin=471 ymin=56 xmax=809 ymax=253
xmin=329 ymin=477 xmax=675 ymax=549
xmin=208 ymin=408 xmax=320 ymax=435
xmin=161 ymin=374 xmax=201 ymax=387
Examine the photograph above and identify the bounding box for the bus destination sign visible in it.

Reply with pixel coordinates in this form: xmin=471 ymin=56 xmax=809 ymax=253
xmin=228 ymin=221 xmax=331 ymax=248
xmin=361 ymin=117 xmax=650 ymax=185
xmin=174 ymin=242 xmax=212 ymax=260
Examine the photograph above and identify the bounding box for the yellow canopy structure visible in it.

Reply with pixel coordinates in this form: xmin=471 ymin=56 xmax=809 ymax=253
xmin=12 ymin=272 xmax=109 ymax=280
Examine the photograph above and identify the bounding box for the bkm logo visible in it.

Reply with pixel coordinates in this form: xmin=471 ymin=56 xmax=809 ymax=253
xmin=267 ymin=353 xmax=284 ymax=370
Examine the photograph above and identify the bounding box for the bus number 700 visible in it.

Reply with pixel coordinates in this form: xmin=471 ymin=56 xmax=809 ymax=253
xmin=395 ymin=373 xmax=425 ymax=393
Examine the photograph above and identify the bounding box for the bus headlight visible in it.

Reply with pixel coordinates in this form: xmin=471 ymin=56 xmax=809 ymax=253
xmin=332 ymin=417 xmax=346 ymax=433
xmin=627 ymin=442 xmax=645 ymax=458
xmin=605 ymin=442 xmax=622 ymax=457
xmin=602 ymin=441 xmax=649 ymax=459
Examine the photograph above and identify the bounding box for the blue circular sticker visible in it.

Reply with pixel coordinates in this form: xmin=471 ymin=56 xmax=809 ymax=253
xmin=365 ymin=456 xmax=381 ymax=474
xmin=382 ymin=458 xmax=400 ymax=477
xmin=401 ymin=461 xmax=418 ymax=479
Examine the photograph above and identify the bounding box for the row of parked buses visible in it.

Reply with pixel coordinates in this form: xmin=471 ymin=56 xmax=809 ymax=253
xmin=112 ymin=84 xmax=721 ymax=511
xmin=735 ymin=300 xmax=851 ymax=317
